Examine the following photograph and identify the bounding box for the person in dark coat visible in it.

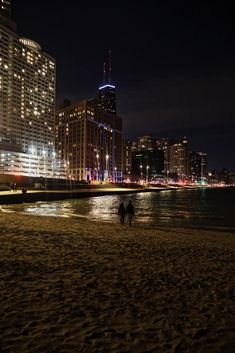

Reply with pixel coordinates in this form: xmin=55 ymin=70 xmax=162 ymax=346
xmin=118 ymin=202 xmax=126 ymax=224
xmin=126 ymin=200 xmax=135 ymax=226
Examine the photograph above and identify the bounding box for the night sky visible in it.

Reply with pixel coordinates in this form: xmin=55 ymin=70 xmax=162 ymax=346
xmin=13 ymin=0 xmax=235 ymax=170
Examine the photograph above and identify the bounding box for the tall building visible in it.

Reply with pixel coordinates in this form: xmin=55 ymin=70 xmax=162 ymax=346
xmin=132 ymin=149 xmax=164 ymax=182
xmin=131 ymin=135 xmax=164 ymax=181
xmin=98 ymin=52 xmax=116 ymax=114
xmin=137 ymin=135 xmax=155 ymax=150
xmin=0 ymin=0 xmax=66 ymax=180
xmin=165 ymin=137 xmax=189 ymax=180
xmin=122 ymin=139 xmax=132 ymax=180
xmin=190 ymin=151 xmax=207 ymax=182
xmin=55 ymin=99 xmax=122 ymax=181
xmin=98 ymin=84 xmax=116 ymax=114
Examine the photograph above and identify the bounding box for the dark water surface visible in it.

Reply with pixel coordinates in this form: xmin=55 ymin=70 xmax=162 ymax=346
xmin=2 ymin=188 xmax=235 ymax=231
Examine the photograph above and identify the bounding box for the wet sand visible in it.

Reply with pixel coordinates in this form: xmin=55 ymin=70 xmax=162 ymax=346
xmin=0 ymin=212 xmax=234 ymax=352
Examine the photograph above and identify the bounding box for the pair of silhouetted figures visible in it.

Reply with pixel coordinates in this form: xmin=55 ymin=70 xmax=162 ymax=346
xmin=9 ymin=182 xmax=17 ymax=192
xmin=118 ymin=200 xmax=135 ymax=226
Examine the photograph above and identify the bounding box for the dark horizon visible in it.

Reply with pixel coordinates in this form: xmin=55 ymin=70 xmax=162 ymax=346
xmin=12 ymin=0 xmax=235 ymax=171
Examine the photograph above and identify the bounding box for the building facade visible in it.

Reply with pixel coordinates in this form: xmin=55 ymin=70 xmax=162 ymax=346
xmin=165 ymin=137 xmax=190 ymax=180
xmin=132 ymin=149 xmax=164 ymax=182
xmin=98 ymin=84 xmax=116 ymax=114
xmin=0 ymin=0 xmax=67 ymax=180
xmin=190 ymin=151 xmax=207 ymax=182
xmin=55 ymin=100 xmax=122 ymax=181
xmin=122 ymin=139 xmax=132 ymax=180
xmin=130 ymin=135 xmax=165 ymax=181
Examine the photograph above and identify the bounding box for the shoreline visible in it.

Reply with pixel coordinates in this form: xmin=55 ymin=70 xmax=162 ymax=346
xmin=0 ymin=184 xmax=228 ymax=205
xmin=0 ymin=185 xmax=176 ymax=205
xmin=0 ymin=212 xmax=234 ymax=352
xmin=1 ymin=206 xmax=235 ymax=234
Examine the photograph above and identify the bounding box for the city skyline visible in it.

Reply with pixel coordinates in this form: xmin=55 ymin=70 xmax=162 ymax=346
xmin=10 ymin=0 xmax=235 ymax=170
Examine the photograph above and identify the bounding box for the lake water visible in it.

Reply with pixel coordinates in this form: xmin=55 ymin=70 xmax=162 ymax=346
xmin=2 ymin=187 xmax=235 ymax=232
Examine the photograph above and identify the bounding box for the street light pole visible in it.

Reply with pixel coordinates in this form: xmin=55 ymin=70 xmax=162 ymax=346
xmin=140 ymin=164 xmax=143 ymax=183
xmin=96 ymin=154 xmax=99 ymax=181
xmin=146 ymin=165 xmax=149 ymax=184
xmin=105 ymin=154 xmax=109 ymax=182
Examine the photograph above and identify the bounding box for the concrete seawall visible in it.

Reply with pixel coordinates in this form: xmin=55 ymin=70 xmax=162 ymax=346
xmin=0 ymin=187 xmax=164 ymax=205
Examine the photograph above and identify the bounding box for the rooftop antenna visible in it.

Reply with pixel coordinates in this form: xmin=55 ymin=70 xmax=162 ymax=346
xmin=103 ymin=62 xmax=106 ymax=85
xmin=108 ymin=49 xmax=112 ymax=84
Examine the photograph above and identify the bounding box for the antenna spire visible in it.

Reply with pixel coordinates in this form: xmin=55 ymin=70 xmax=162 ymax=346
xmin=108 ymin=49 xmax=112 ymax=84
xmin=103 ymin=62 xmax=106 ymax=85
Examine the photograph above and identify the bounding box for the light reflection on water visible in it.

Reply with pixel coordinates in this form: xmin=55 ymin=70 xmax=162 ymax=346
xmin=2 ymin=188 xmax=235 ymax=230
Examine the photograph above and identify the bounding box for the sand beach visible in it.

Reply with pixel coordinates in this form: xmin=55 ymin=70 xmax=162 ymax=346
xmin=0 ymin=212 xmax=234 ymax=352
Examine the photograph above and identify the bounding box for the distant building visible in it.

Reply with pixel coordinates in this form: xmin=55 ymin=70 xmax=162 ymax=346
xmin=155 ymin=137 xmax=174 ymax=150
xmin=132 ymin=149 xmax=164 ymax=181
xmin=165 ymin=137 xmax=189 ymax=180
xmin=122 ymin=139 xmax=132 ymax=180
xmin=98 ymin=84 xmax=116 ymax=114
xmin=212 ymin=168 xmax=235 ymax=185
xmin=137 ymin=135 xmax=155 ymax=150
xmin=131 ymin=135 xmax=164 ymax=181
xmin=98 ymin=52 xmax=116 ymax=115
xmin=55 ymin=100 xmax=122 ymax=181
xmin=190 ymin=151 xmax=207 ymax=182
xmin=0 ymin=0 xmax=66 ymax=179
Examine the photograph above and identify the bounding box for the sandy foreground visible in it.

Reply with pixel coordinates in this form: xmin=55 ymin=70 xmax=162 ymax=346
xmin=0 ymin=212 xmax=234 ymax=353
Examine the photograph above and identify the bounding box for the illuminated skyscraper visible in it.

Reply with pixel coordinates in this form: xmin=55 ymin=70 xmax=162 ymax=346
xmin=98 ymin=51 xmax=116 ymax=114
xmin=55 ymin=99 xmax=122 ymax=181
xmin=0 ymin=0 xmax=66 ymax=179
xmin=98 ymin=84 xmax=116 ymax=114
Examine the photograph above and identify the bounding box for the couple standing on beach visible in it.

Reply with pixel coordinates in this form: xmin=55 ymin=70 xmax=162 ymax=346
xmin=118 ymin=200 xmax=135 ymax=226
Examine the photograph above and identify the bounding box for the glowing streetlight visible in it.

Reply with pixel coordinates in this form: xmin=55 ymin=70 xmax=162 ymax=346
xmin=96 ymin=154 xmax=99 ymax=181
xmin=140 ymin=164 xmax=143 ymax=182
xmin=105 ymin=154 xmax=109 ymax=181
xmin=146 ymin=165 xmax=149 ymax=183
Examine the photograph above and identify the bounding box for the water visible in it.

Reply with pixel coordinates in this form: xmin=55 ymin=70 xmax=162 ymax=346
xmin=1 ymin=188 xmax=235 ymax=231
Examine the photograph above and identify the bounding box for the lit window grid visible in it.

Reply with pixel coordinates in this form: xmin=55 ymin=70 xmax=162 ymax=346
xmin=0 ymin=150 xmax=68 ymax=178
xmin=0 ymin=26 xmax=56 ymax=157
xmin=55 ymin=102 xmax=122 ymax=181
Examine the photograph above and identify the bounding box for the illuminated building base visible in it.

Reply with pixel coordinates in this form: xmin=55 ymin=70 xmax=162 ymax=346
xmin=0 ymin=150 xmax=68 ymax=179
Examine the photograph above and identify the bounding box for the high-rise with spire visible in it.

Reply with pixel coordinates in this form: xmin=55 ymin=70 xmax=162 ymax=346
xmin=98 ymin=50 xmax=116 ymax=114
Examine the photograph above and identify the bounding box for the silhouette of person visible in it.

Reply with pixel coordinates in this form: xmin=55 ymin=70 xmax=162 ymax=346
xmin=118 ymin=202 xmax=125 ymax=224
xmin=126 ymin=200 xmax=135 ymax=226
